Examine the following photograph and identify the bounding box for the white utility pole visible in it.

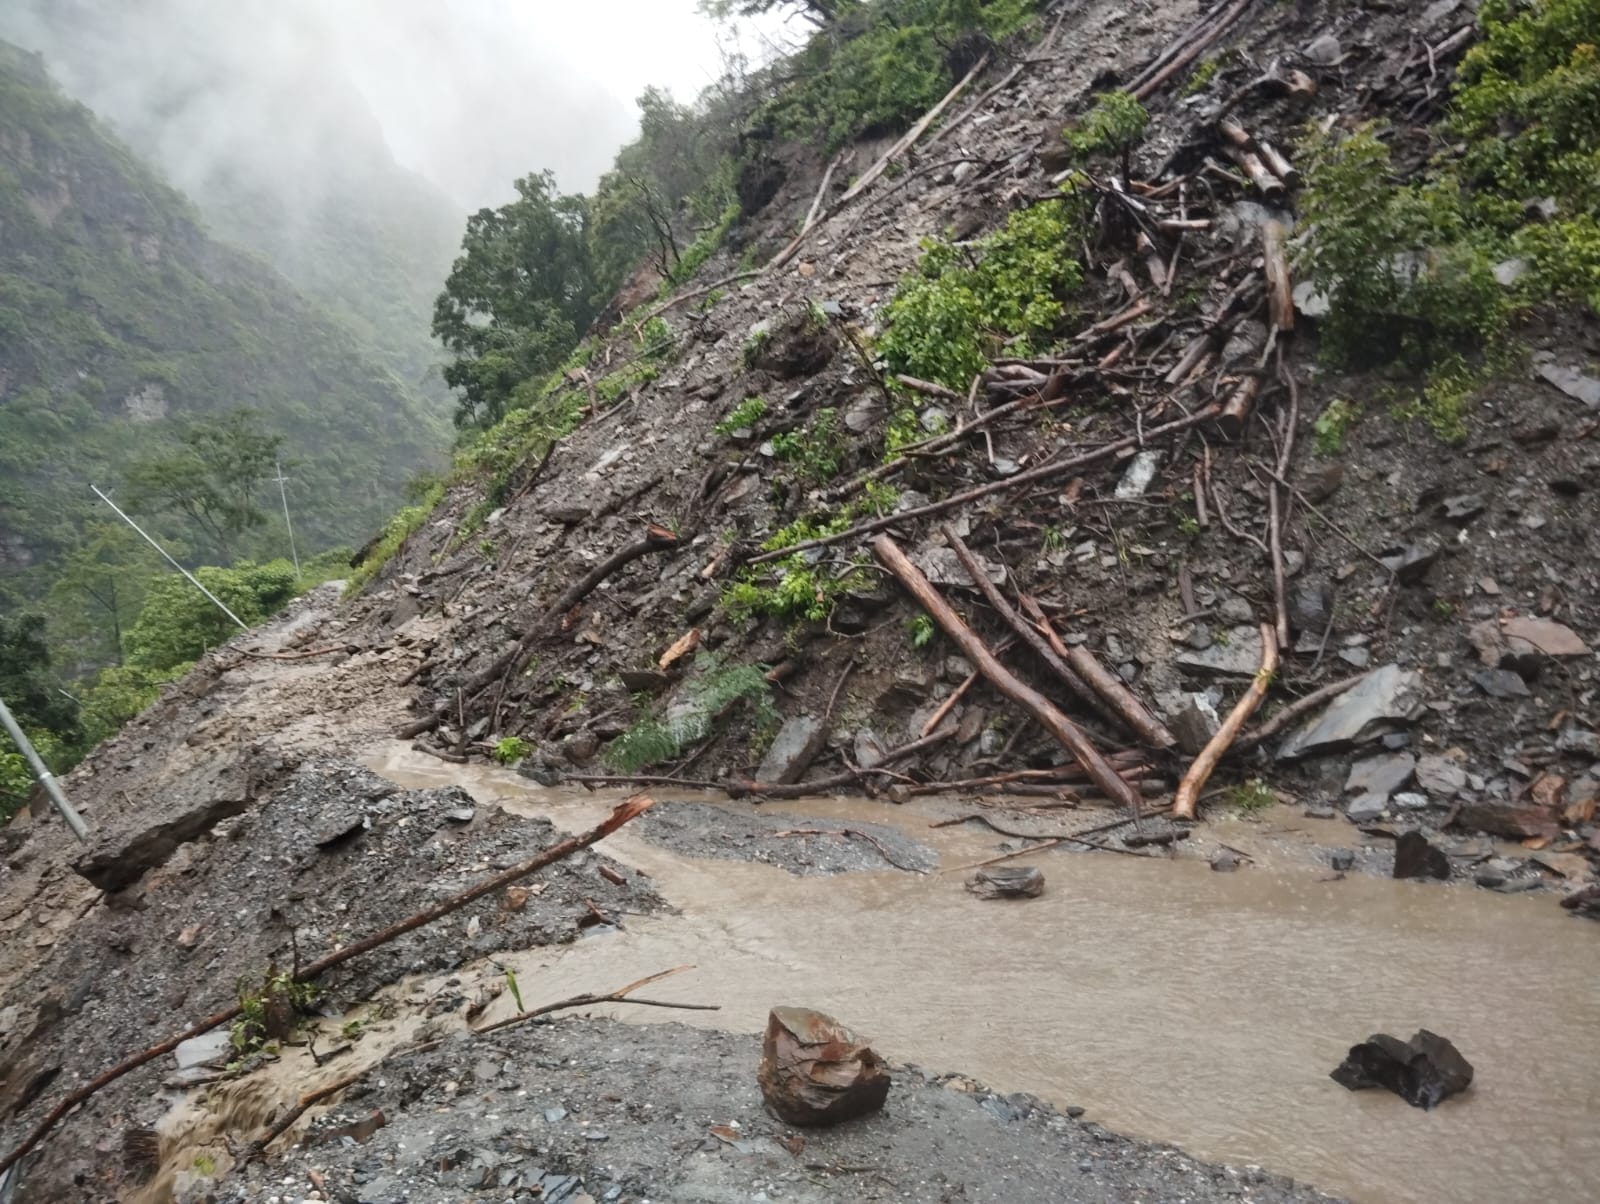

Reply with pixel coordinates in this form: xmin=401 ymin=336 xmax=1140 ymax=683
xmin=0 ymin=695 xmax=89 ymax=842
xmin=271 ymin=460 xmax=300 ymax=576
xmin=89 ymin=484 xmax=248 ymax=629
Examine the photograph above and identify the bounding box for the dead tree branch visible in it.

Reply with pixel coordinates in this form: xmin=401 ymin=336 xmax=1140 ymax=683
xmin=872 ymin=534 xmax=1143 ymax=818
xmin=1172 ymin=625 xmax=1279 ymax=819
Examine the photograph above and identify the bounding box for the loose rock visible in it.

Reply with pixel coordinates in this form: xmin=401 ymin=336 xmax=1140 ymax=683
xmin=965 ymin=865 xmax=1045 ymax=898
xmin=1330 ymin=1030 xmax=1474 ymax=1110
xmin=757 ymin=1007 xmax=890 ymax=1127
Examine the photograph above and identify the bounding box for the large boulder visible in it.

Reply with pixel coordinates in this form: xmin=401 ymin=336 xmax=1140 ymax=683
xmin=757 ymin=1007 xmax=890 ymax=1127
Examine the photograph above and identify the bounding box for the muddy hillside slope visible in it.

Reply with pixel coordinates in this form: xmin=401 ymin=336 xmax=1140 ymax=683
xmin=372 ymin=1 xmax=1599 ymax=877
xmin=2 ymin=0 xmax=1599 ymax=1200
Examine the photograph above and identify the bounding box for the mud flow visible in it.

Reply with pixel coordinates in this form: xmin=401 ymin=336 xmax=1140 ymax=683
xmin=368 ymin=749 xmax=1600 ymax=1204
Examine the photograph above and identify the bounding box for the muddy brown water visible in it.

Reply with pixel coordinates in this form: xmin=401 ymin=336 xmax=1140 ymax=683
xmin=370 ymin=749 xmax=1599 ymax=1204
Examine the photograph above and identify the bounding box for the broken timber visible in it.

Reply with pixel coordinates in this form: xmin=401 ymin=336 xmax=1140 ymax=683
xmin=871 ymin=533 xmax=1143 ymax=818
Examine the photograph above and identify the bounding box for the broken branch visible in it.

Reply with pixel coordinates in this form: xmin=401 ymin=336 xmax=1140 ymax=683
xmin=1172 ymin=625 xmax=1279 ymax=819
xmin=872 ymin=534 xmax=1143 ymax=817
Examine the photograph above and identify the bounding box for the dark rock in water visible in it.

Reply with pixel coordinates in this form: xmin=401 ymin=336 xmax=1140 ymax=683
xmin=1124 ymin=826 xmax=1189 ymax=848
xmin=1561 ymin=883 xmax=1600 ymax=919
xmin=1330 ymin=849 xmax=1356 ymax=872
xmin=966 ymin=866 xmax=1045 ymax=898
xmin=1210 ymin=851 xmax=1241 ymax=873
xmin=1330 ymin=1029 xmax=1474 ymax=1110
xmin=758 ymin=1007 xmax=890 ymax=1126
xmin=1393 ymin=830 xmax=1451 ymax=881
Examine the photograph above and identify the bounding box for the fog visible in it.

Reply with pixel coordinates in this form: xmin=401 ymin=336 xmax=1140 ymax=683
xmin=0 ymin=0 xmax=768 ymax=214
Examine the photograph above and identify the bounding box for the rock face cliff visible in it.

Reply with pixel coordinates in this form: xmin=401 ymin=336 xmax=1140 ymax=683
xmin=0 ymin=43 xmax=448 ymax=585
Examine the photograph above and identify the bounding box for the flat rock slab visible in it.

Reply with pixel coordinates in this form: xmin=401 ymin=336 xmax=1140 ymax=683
xmin=72 ymin=745 xmax=284 ymax=892
xmin=1500 ymin=616 xmax=1589 ymax=658
xmin=1535 ymin=358 xmax=1600 ymax=409
xmin=755 ymin=716 xmax=830 ymax=785
xmin=1345 ymin=752 xmax=1415 ymax=813
xmin=1278 ymin=665 xmax=1426 ymax=760
xmin=912 ymin=544 xmax=1005 ymax=588
xmin=1176 ymin=625 xmax=1264 ymax=675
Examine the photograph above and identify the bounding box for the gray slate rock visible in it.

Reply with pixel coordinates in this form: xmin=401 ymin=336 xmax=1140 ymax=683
xmin=1345 ymin=752 xmax=1415 ymax=819
xmin=1278 ymin=665 xmax=1426 ymax=760
xmin=1176 ymin=625 xmax=1264 ymax=675
xmin=756 ymin=716 xmax=830 ymax=785
xmin=1415 ymin=754 xmax=1467 ymax=798
xmin=1473 ymin=668 xmax=1531 ymax=699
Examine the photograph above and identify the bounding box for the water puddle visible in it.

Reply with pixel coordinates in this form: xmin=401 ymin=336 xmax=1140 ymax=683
xmin=368 ymin=749 xmax=1599 ymax=1203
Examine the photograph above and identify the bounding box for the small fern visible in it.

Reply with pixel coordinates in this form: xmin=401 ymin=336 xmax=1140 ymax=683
xmin=604 ymin=657 xmax=775 ymax=771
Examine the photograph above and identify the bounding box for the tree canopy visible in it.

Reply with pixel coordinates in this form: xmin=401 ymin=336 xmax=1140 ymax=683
xmin=432 ymin=172 xmax=598 ymax=427
xmin=124 ymin=409 xmax=286 ymax=562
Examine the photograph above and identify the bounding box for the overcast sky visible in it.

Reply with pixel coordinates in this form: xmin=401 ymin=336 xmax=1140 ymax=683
xmin=2 ymin=0 xmax=796 ymax=214
xmin=322 ymin=0 xmax=772 ymax=207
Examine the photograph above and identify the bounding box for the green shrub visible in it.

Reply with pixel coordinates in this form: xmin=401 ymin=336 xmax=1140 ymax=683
xmin=346 ymin=482 xmax=445 ymax=591
xmin=493 ymin=736 xmax=530 ymax=764
xmin=770 ymin=409 xmax=846 ymax=482
xmin=715 ymin=397 xmax=768 ymax=435
xmin=1297 ymin=124 xmax=1510 ymax=370
xmin=1064 ymin=90 xmax=1149 ymax=162
xmin=878 ymin=195 xmax=1085 ymax=391
xmin=1313 ymin=399 xmax=1358 ymax=455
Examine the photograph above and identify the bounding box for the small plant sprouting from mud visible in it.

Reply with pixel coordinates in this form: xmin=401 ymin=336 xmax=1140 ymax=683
xmin=493 ymin=736 xmax=530 ymax=765
xmin=1228 ymin=779 xmax=1276 ymax=814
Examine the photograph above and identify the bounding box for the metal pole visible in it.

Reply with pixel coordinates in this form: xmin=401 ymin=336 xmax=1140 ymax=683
xmin=271 ymin=460 xmax=300 ymax=577
xmin=90 ymin=485 xmax=248 ymax=630
xmin=0 ymin=695 xmax=89 ymax=843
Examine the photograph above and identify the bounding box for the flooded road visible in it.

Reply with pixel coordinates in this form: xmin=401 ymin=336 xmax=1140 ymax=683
xmin=375 ymin=749 xmax=1600 ymax=1204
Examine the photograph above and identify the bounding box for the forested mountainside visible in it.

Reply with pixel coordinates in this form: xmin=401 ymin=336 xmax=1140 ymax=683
xmin=0 ymin=0 xmax=463 ymax=394
xmin=0 ymin=42 xmax=447 ymax=610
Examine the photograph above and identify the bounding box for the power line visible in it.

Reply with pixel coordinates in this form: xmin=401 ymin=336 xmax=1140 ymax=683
xmin=89 ymin=485 xmax=248 ymax=630
xmin=271 ymin=460 xmax=300 ymax=576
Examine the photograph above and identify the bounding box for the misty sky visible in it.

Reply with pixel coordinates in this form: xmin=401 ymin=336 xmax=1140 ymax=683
xmin=325 ymin=0 xmax=765 ymax=208
xmin=1 ymin=0 xmax=796 ymax=216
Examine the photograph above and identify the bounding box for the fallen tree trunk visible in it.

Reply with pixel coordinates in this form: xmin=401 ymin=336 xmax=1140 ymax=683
xmin=0 ymin=795 xmax=655 ymax=1176
xmin=1017 ymin=594 xmax=1177 ymax=750
xmin=939 ymin=526 xmax=1135 ymax=736
xmin=1172 ymin=624 xmax=1279 ymax=819
xmin=872 ymin=534 xmax=1143 ymax=817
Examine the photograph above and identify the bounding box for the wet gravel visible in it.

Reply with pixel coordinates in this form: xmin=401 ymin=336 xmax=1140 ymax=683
xmin=635 ymin=800 xmax=937 ymax=875
xmin=213 ymin=1017 xmax=1339 ymax=1204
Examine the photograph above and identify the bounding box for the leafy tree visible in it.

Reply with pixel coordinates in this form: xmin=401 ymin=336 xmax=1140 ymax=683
xmin=124 ymin=409 xmax=286 ymax=562
xmin=433 ymin=172 xmax=599 ymax=427
xmin=123 ymin=559 xmax=298 ymax=674
xmin=1 ymin=610 xmax=81 ymax=818
xmin=700 ymin=0 xmax=857 ymax=25
xmin=47 ymin=522 xmax=168 ymax=665
xmin=0 ymin=611 xmax=80 ymax=742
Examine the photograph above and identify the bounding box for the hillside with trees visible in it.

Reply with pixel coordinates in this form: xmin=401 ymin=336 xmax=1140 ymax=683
xmin=0 ymin=43 xmax=448 ymax=699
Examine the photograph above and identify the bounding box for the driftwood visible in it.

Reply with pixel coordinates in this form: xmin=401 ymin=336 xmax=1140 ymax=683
xmin=473 ymin=965 xmax=717 ymax=1036
xmin=1173 ymin=625 xmax=1279 ymax=819
xmin=1018 ymin=595 xmax=1177 ymax=749
xmin=1131 ymin=0 xmax=1256 ymax=101
xmin=1232 ymin=673 xmax=1366 ymax=753
xmin=749 ymin=405 xmax=1222 ymax=566
xmin=0 ymin=795 xmax=655 ymax=1176
xmin=1263 ymin=219 xmax=1295 ymax=332
xmin=872 ymin=534 xmax=1143 ymax=817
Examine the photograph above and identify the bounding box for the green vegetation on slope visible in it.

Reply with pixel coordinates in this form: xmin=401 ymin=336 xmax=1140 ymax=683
xmin=1297 ymin=0 xmax=1600 ymax=437
xmin=0 ymin=42 xmax=448 ymax=611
